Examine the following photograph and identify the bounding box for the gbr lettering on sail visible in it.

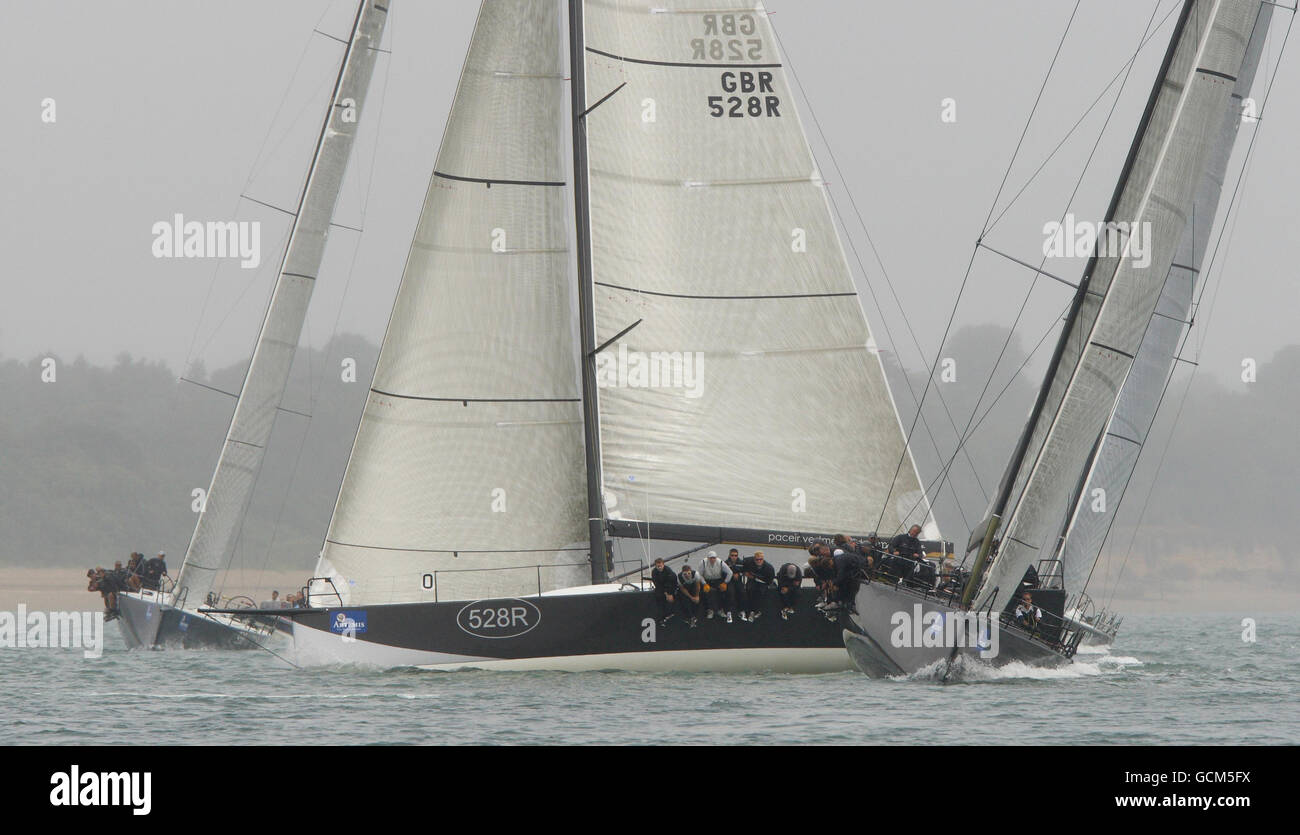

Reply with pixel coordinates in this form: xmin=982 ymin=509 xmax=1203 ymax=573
xmin=690 ymin=12 xmax=783 ymax=120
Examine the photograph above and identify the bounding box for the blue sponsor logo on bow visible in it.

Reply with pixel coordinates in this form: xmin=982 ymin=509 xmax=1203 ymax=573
xmin=329 ymin=610 xmax=368 ymax=634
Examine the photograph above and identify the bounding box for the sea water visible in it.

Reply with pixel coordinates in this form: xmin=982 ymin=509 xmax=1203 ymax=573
xmin=1 ymin=612 xmax=1294 ymax=745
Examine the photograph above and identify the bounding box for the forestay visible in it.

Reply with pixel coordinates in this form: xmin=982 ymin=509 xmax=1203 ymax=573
xmin=176 ymin=1 xmax=389 ymax=607
xmin=976 ymin=0 xmax=1265 ymax=614
xmin=317 ymin=0 xmax=589 ymax=605
xmin=581 ymin=0 xmax=937 ymax=540
xmin=1056 ymin=4 xmax=1271 ymax=593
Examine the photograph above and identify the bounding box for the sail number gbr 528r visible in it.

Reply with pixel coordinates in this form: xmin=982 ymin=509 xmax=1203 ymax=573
xmin=708 ymin=71 xmax=781 ymax=119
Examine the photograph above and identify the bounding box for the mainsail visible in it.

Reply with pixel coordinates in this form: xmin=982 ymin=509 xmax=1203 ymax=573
xmin=580 ymin=0 xmax=937 ymax=541
xmin=317 ymin=0 xmax=589 ymax=605
xmin=974 ymin=0 xmax=1266 ymax=614
xmin=1055 ymin=6 xmax=1272 ymax=593
xmin=175 ymin=1 xmax=389 ymax=607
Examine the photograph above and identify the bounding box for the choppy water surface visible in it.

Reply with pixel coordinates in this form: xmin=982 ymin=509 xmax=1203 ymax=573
xmin=2 ymin=612 xmax=1294 ymax=744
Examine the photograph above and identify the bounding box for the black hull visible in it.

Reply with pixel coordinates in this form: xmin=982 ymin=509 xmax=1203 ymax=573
xmin=291 ymin=587 xmax=855 ymax=672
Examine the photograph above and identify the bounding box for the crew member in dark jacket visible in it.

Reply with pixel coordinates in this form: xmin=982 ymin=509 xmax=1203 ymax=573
xmin=677 ymin=564 xmax=703 ymax=627
xmin=890 ymin=525 xmax=924 ymax=560
xmin=807 ymin=545 xmax=836 ymax=605
xmin=830 ymin=549 xmax=867 ymax=612
xmin=776 ymin=562 xmax=804 ymax=619
xmin=140 ymin=551 xmax=168 ymax=591
xmin=739 ymin=551 xmax=776 ymax=621
xmin=723 ymin=548 xmax=744 ymax=616
xmin=649 ymin=558 xmax=679 ymax=625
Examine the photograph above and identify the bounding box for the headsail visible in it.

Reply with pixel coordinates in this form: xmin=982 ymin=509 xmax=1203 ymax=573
xmin=580 ymin=0 xmax=937 ymax=541
xmin=1055 ymin=6 xmax=1272 ymax=593
xmin=974 ymin=0 xmax=1267 ymax=614
xmin=317 ymin=0 xmax=589 ymax=605
xmin=175 ymin=1 xmax=389 ymax=607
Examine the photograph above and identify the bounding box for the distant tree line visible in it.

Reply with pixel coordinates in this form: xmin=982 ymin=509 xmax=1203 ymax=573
xmin=1 ymin=329 xmax=1294 ymax=595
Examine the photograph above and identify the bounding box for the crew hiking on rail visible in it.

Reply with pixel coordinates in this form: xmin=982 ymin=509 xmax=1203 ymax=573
xmin=643 ymin=532 xmax=940 ymax=629
xmin=87 ymin=550 xmax=169 ymax=621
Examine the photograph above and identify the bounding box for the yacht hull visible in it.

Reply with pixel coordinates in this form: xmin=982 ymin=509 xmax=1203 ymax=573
xmin=844 ymin=581 xmax=1071 ymax=677
xmin=117 ymin=592 xmax=290 ymax=651
xmin=290 ymin=586 xmax=855 ymax=672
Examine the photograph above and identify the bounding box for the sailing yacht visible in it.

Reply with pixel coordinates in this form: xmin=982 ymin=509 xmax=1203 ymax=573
xmin=279 ymin=0 xmax=948 ymax=671
xmin=845 ymin=0 xmax=1275 ymax=676
xmin=116 ymin=1 xmax=390 ymax=651
xmin=1050 ymin=0 xmax=1270 ymax=650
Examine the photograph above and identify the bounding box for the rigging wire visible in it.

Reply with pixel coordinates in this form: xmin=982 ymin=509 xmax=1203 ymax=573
xmin=768 ymin=22 xmax=993 ymax=528
xmin=1097 ymin=4 xmax=1293 ymax=606
xmin=866 ymin=0 xmax=1085 ymax=537
xmin=246 ymin=6 xmax=399 ymax=596
xmin=902 ymin=297 xmax=1074 ymax=559
xmin=179 ymin=3 xmax=333 ymax=382
xmin=886 ymin=0 xmax=1168 ymax=538
xmin=983 ymin=1 xmax=1183 ymax=235
xmin=217 ymin=0 xmax=390 ymax=598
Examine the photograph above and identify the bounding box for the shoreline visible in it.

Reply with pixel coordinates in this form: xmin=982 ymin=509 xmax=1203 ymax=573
xmin=1 ymin=566 xmax=1295 ymax=616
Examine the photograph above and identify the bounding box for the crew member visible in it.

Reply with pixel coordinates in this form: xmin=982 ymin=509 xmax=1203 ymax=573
xmin=677 ymin=563 xmax=703 ymax=627
xmin=829 ymin=547 xmax=866 ymax=613
xmin=140 ymin=551 xmax=168 ymax=591
xmin=699 ymin=551 xmax=734 ymax=622
xmin=776 ymin=561 xmax=803 ymax=619
xmin=807 ymin=545 xmax=836 ymax=607
xmin=723 ymin=548 xmax=744 ymax=615
xmin=91 ymin=567 xmax=122 ymax=620
xmin=833 ymin=534 xmax=874 ymax=571
xmin=650 ymin=558 xmax=679 ymax=626
xmin=890 ymin=525 xmax=924 ymax=560
xmin=125 ymin=552 xmax=144 ymax=591
xmin=1014 ymin=592 xmax=1042 ymax=632
xmin=740 ymin=551 xmax=775 ymax=621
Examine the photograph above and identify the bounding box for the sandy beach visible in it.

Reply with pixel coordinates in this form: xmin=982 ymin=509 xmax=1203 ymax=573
xmin=0 ymin=567 xmax=313 ymax=613
xmin=1 ymin=565 xmax=1294 ymax=616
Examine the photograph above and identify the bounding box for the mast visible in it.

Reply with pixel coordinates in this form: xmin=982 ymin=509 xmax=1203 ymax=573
xmin=963 ymin=0 xmax=1197 ymax=600
xmin=1050 ymin=0 xmax=1273 ymax=598
xmin=970 ymin=0 xmax=1263 ymax=614
xmin=567 ymin=0 xmax=608 ymax=585
xmin=174 ymin=0 xmax=389 ymax=607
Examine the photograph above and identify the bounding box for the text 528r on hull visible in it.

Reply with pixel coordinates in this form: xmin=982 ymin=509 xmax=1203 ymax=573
xmin=283 ymin=0 xmax=946 ymax=673
xmin=289 ymin=580 xmax=853 ymax=672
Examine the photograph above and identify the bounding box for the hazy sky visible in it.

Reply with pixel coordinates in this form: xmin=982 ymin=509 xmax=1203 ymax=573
xmin=1 ymin=0 xmax=1295 ymax=388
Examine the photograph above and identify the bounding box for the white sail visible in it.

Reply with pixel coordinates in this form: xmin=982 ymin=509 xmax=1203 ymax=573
xmin=175 ymin=1 xmax=389 ymax=607
xmin=317 ymin=0 xmax=589 ymax=605
xmin=581 ymin=0 xmax=936 ymax=539
xmin=1057 ymin=6 xmax=1271 ymax=593
xmin=976 ymin=0 xmax=1265 ymax=614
